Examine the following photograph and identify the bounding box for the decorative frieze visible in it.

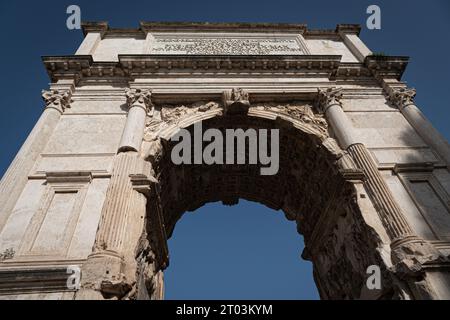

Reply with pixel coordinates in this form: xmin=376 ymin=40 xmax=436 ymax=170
xmin=143 ymin=100 xmax=222 ymax=142
xmin=258 ymin=102 xmax=328 ymax=135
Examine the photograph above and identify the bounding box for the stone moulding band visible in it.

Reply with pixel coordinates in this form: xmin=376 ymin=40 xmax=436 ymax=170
xmin=81 ymin=21 xmax=361 ymax=36
xmin=41 ymin=54 xmax=408 ymax=82
xmin=0 ymin=266 xmax=77 ymax=295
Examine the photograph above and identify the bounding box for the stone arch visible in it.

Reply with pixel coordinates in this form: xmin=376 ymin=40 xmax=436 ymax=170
xmin=134 ymin=98 xmax=395 ymax=300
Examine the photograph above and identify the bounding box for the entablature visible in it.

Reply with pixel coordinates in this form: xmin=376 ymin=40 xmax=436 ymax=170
xmin=42 ymin=54 xmax=408 ymax=84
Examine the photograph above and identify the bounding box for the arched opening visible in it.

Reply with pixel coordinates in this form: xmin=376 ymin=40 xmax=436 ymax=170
xmin=164 ymin=200 xmax=319 ymax=299
xmin=137 ymin=100 xmax=388 ymax=299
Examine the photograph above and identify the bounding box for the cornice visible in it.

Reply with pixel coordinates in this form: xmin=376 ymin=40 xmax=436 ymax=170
xmin=335 ymin=24 xmax=361 ymax=35
xmin=306 ymin=24 xmax=361 ymax=37
xmin=364 ymin=55 xmax=409 ymax=80
xmin=42 ymin=54 xmax=408 ymax=82
xmin=120 ymin=54 xmax=341 ymax=75
xmin=42 ymin=54 xmax=345 ymax=82
xmin=81 ymin=21 xmax=109 ymax=37
xmin=140 ymin=21 xmax=308 ymax=34
xmin=80 ymin=21 xmax=361 ymax=37
xmin=335 ymin=62 xmax=372 ymax=78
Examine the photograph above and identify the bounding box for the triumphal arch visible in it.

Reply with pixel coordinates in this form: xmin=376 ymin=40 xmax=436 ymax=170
xmin=1 ymin=22 xmax=450 ymax=300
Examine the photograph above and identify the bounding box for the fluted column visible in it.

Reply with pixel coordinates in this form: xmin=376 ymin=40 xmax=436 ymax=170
xmin=92 ymin=88 xmax=153 ymax=255
xmin=316 ymin=88 xmax=430 ymax=251
xmin=0 ymin=83 xmax=73 ymax=233
xmin=92 ymin=153 xmax=145 ymax=255
xmin=388 ymin=87 xmax=450 ymax=167
xmin=78 ymin=88 xmax=153 ymax=299
xmin=346 ymin=143 xmax=415 ymax=238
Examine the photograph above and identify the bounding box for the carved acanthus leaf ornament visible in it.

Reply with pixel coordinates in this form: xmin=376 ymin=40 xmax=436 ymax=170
xmin=388 ymin=88 xmax=416 ymax=110
xmin=125 ymin=88 xmax=153 ymax=113
xmin=258 ymin=102 xmax=328 ymax=134
xmin=41 ymin=89 xmax=72 ymax=112
xmin=143 ymin=101 xmax=221 ymax=141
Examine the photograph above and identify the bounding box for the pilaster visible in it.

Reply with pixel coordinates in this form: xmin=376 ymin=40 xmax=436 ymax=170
xmin=0 ymin=80 xmax=74 ymax=234
xmin=386 ymin=86 xmax=450 ymax=168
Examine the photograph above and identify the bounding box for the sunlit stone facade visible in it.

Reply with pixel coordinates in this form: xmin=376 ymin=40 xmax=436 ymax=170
xmin=1 ymin=22 xmax=450 ymax=299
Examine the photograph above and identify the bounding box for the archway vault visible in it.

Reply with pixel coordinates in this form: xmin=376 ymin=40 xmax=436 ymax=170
xmin=135 ymin=95 xmax=392 ymax=300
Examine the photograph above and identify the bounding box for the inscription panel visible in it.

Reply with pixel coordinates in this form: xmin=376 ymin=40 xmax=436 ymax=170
xmin=149 ymin=33 xmax=307 ymax=55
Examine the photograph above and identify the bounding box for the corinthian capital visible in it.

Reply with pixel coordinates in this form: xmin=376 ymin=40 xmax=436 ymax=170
xmin=125 ymin=88 xmax=153 ymax=112
xmin=388 ymin=87 xmax=416 ymax=110
xmin=41 ymin=89 xmax=72 ymax=113
xmin=315 ymin=87 xmax=343 ymax=113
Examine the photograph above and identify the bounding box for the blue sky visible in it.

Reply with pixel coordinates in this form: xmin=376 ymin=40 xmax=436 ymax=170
xmin=0 ymin=0 xmax=449 ymax=299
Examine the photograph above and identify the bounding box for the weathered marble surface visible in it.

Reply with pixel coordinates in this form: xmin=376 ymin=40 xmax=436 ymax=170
xmin=0 ymin=22 xmax=450 ymax=300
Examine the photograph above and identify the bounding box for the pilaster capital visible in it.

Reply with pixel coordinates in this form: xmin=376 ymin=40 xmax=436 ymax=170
xmin=125 ymin=88 xmax=153 ymax=113
xmin=387 ymin=87 xmax=416 ymax=110
xmin=41 ymin=89 xmax=72 ymax=113
xmin=315 ymin=87 xmax=343 ymax=113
